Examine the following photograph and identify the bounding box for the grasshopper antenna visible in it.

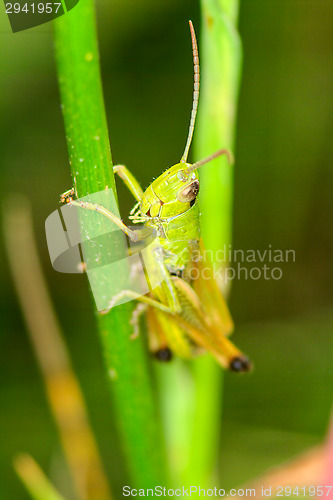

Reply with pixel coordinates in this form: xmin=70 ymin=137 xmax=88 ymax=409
xmin=185 ymin=148 xmax=234 ymax=174
xmin=181 ymin=20 xmax=200 ymax=164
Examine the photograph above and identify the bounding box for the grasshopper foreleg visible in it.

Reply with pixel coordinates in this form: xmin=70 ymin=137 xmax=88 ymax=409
xmin=113 ymin=165 xmax=144 ymax=202
xmin=60 ymin=188 xmax=76 ymax=204
xmin=68 ymin=199 xmax=141 ymax=242
xmin=60 ymin=165 xmax=145 ymax=241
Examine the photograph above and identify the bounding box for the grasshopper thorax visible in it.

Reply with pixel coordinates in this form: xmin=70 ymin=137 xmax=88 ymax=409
xmin=140 ymin=163 xmax=199 ymax=220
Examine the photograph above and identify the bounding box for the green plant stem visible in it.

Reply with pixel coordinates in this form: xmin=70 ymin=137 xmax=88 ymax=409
xmin=54 ymin=0 xmax=167 ymax=488
xmin=197 ymin=0 xmax=242 ymax=256
xmin=158 ymin=3 xmax=242 ymax=490
xmin=189 ymin=0 xmax=242 ymax=487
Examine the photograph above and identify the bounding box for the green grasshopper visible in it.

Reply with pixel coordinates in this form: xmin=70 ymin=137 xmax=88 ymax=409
xmin=62 ymin=21 xmax=251 ymax=372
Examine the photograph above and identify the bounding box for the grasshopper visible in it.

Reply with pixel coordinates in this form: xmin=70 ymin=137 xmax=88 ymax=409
xmin=62 ymin=21 xmax=251 ymax=372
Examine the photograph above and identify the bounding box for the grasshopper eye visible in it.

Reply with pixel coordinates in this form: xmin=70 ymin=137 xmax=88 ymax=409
xmin=177 ymin=180 xmax=200 ymax=203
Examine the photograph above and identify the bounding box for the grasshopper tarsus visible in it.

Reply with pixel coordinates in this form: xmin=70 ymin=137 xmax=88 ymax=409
xmin=230 ymin=356 xmax=252 ymax=373
xmin=60 ymin=188 xmax=75 ymax=204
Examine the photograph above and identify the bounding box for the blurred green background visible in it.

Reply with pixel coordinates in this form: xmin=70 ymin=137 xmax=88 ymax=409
xmin=0 ymin=0 xmax=332 ymax=498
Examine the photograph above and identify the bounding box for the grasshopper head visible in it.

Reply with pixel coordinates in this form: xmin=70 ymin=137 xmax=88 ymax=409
xmin=140 ymin=150 xmax=233 ymax=220
xmin=140 ymin=163 xmax=199 ymax=219
xmin=151 ymin=163 xmax=200 ymax=218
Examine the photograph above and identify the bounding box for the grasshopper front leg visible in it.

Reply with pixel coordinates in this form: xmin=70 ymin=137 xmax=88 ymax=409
xmin=68 ymin=199 xmax=141 ymax=242
xmin=61 ymin=164 xmax=144 ymax=203
xmin=60 ymin=190 xmax=142 ymax=242
xmin=60 ymin=165 xmax=144 ymax=241
xmin=113 ymin=165 xmax=144 ymax=202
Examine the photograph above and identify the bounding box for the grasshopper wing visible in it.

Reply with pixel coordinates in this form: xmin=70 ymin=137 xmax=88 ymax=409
xmin=146 ymin=306 xmax=195 ymax=361
xmin=171 ymin=276 xmax=251 ymax=372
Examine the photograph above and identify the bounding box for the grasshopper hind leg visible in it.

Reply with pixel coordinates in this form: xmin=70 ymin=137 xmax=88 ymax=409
xmin=146 ymin=305 xmax=174 ymax=362
xmin=115 ymin=297 xmax=174 ymax=362
xmin=130 ymin=302 xmax=148 ymax=339
xmin=118 ymin=300 xmax=174 ymax=362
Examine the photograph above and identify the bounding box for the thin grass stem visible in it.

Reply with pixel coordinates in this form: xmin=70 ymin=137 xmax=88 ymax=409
xmin=54 ymin=0 xmax=168 ymax=488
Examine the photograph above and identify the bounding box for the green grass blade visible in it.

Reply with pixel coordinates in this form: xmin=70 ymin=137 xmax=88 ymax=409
xmin=196 ymin=0 xmax=242 ymax=254
xmin=54 ymin=0 xmax=168 ymax=488
xmin=158 ymin=3 xmax=242 ymax=489
xmin=189 ymin=0 xmax=243 ymax=486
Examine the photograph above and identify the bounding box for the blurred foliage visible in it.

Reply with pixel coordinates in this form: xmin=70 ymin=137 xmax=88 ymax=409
xmin=0 ymin=0 xmax=332 ymax=498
